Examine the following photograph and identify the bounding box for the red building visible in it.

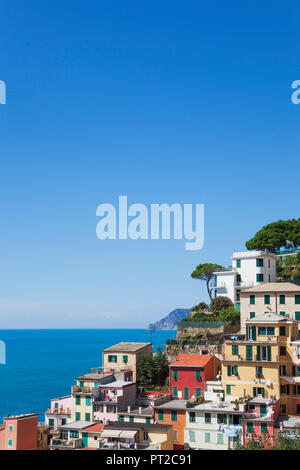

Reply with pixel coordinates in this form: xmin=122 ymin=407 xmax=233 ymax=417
xmin=243 ymin=397 xmax=280 ymax=448
xmin=0 ymin=413 xmax=38 ymax=450
xmin=169 ymin=354 xmax=216 ymax=401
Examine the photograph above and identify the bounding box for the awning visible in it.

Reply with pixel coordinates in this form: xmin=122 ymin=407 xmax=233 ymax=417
xmin=281 ymin=377 xmax=300 ymax=385
xmin=100 ymin=430 xmax=122 ymax=438
xmin=119 ymin=430 xmax=137 ymax=439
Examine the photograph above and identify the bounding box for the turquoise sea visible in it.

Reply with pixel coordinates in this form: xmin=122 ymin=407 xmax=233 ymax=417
xmin=0 ymin=329 xmax=176 ymax=421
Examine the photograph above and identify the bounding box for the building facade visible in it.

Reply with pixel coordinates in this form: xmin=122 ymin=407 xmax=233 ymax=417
xmin=169 ymin=354 xmax=216 ymax=401
xmin=212 ymin=250 xmax=276 ymax=310
xmin=0 ymin=414 xmax=38 ymax=450
xmin=240 ymin=282 xmax=300 ymax=333
xmin=155 ymin=400 xmax=187 ymax=450
xmin=102 ymin=342 xmax=152 ymax=382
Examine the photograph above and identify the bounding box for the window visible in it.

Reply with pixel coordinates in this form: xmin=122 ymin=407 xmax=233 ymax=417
xmin=70 ymin=431 xmax=79 ymax=439
xmin=280 ymin=311 xmax=286 ymax=316
xmin=146 ymin=417 xmax=151 ymax=424
xmin=281 ymin=404 xmax=286 ymax=413
xmin=172 ymin=369 xmax=178 ymax=380
xmin=296 ymin=312 xmax=300 ymax=321
xmin=260 ymin=405 xmax=267 ymax=417
xmin=75 ymin=412 xmax=81 ymax=421
xmin=195 ymin=369 xmax=201 ymax=380
xmin=85 ymin=396 xmax=91 ymax=406
xmin=119 ymin=415 xmax=124 ymax=422
xmin=94 ymin=382 xmax=99 ymax=387
xmin=226 ymin=385 xmax=231 ymax=395
xmin=250 ymin=312 xmax=255 ymax=319
xmin=256 ymin=258 xmax=264 ymax=267
xmin=236 ymin=290 xmax=240 ymax=302
xmin=217 ymin=433 xmax=223 ymax=444
xmin=280 ymin=346 xmax=286 ymax=356
xmin=173 ymin=386 xmax=178 ymax=397
xmin=61 ymin=418 xmax=66 ymax=425
xmin=171 ymin=410 xmax=178 ymax=422
xmin=260 ymin=423 xmax=268 ymax=434
xmin=108 ymin=355 xmax=117 ymax=363
xmin=113 ymin=406 xmax=117 ymax=413
xmin=8 ymin=425 xmax=13 ymax=431
xmin=217 ymin=414 xmax=226 ymax=424
xmin=246 ymin=345 xmax=253 ymax=360
xmin=232 ymin=345 xmax=239 ymax=356
xmin=8 ymin=439 xmax=13 ymax=448
xmin=250 ymin=295 xmax=256 ymax=305
xmin=236 ymin=259 xmax=241 ymax=268
xmin=257 ymin=345 xmax=271 ymax=361
xmin=264 ymin=295 xmax=270 ymax=305
xmin=205 ymin=432 xmax=210 ymax=443
xmin=173 ymin=430 xmax=178 ymax=441
xmin=258 ymin=326 xmax=274 ymax=336
xmin=48 ymin=419 xmax=54 ymax=430
xmin=129 ymin=416 xmax=134 ymax=423
xmin=227 ymin=365 xmax=238 ymax=376
xmin=280 ymin=326 xmax=286 ymax=336
xmin=157 ymin=410 xmax=164 ymax=421
xmin=295 ymin=295 xmax=300 ymax=305
xmin=236 ymin=274 xmax=241 ymax=283
xmin=100 ymin=405 xmax=104 ymax=412
xmin=280 ymin=295 xmax=286 ymax=305
xmin=280 ymin=365 xmax=287 ymax=376
xmin=79 ymin=381 xmax=84 ymax=389
xmin=195 ymin=387 xmax=202 ymax=397
xmin=85 ymin=413 xmax=90 ymax=421
xmin=205 ymin=413 xmax=211 ymax=423
xmin=184 ymin=387 xmax=189 ymax=400
xmin=123 ymin=355 xmax=128 ymax=364
xmin=256 ymin=366 xmax=263 ymax=379
xmin=247 ymin=422 xmax=254 ymax=433
xmin=256 ymin=274 xmax=264 ymax=282
xmin=253 ymin=387 xmax=265 ymax=398
xmin=189 ymin=430 xmax=195 ymax=442
xmin=189 ymin=412 xmax=196 ymax=423
xmin=280 ymin=384 xmax=290 ymax=395
xmin=296 ymin=405 xmax=300 ymax=415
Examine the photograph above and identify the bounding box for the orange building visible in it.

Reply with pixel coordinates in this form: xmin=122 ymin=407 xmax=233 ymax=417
xmin=154 ymin=400 xmax=186 ymax=450
xmin=0 ymin=413 xmax=38 ymax=450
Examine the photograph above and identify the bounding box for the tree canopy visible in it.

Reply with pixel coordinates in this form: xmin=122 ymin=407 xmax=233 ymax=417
xmin=137 ymin=347 xmax=169 ymax=392
xmin=245 ymin=218 xmax=300 ymax=252
xmin=191 ymin=263 xmax=225 ymax=301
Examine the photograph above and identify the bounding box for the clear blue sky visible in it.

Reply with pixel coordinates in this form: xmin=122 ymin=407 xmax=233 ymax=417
xmin=0 ymin=0 xmax=299 ymax=328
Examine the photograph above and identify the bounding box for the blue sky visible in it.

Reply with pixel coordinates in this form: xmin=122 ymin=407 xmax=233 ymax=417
xmin=0 ymin=0 xmax=299 ymax=328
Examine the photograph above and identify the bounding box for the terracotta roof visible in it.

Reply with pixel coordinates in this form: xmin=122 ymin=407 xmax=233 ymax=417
xmin=169 ymin=354 xmax=213 ymax=367
xmin=242 ymin=282 xmax=300 ymax=293
xmin=82 ymin=423 xmax=105 ymax=433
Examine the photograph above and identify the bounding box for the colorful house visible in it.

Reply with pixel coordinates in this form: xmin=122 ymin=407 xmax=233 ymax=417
xmin=154 ymin=400 xmax=187 ymax=449
xmin=0 ymin=413 xmax=38 ymax=450
xmin=184 ymin=401 xmax=243 ymax=450
xmin=102 ymin=342 xmax=152 ymax=382
xmin=93 ymin=379 xmax=136 ymax=423
xmin=240 ymin=282 xmax=300 ymax=333
xmin=222 ymin=312 xmax=300 ymax=415
xmin=45 ymin=395 xmax=72 ymax=431
xmin=169 ymin=354 xmax=216 ymax=401
xmin=243 ymin=397 xmax=280 ymax=448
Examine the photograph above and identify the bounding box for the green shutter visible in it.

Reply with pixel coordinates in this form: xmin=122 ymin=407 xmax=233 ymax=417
xmin=157 ymin=410 xmax=164 ymax=421
xmin=184 ymin=387 xmax=189 ymax=400
xmin=173 ymin=386 xmax=178 ymax=397
xmin=267 ymin=346 xmax=271 ymax=361
xmin=233 ymin=365 xmax=238 ymax=376
xmin=227 ymin=365 xmax=232 ymax=376
xmin=280 ymin=295 xmax=286 ymax=305
xmin=295 ymin=295 xmax=300 ymax=305
xmin=250 ymin=295 xmax=255 ymax=305
xmin=264 ymin=295 xmax=270 ymax=305
xmin=196 ymin=387 xmax=202 ymax=397
xmin=257 ymin=346 xmax=261 ymax=360
xmin=195 ymin=370 xmax=201 ymax=380
xmin=246 ymin=345 xmax=253 ymax=360
xmin=232 ymin=345 xmax=239 ymax=356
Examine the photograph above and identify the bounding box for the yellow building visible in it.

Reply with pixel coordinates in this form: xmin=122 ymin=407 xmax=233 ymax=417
xmin=102 ymin=342 xmax=153 ymax=382
xmin=222 ymin=312 xmax=300 ymax=415
xmin=240 ymin=282 xmax=300 ymax=333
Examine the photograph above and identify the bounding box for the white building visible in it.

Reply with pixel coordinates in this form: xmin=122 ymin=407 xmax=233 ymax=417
xmin=184 ymin=401 xmax=243 ymax=450
xmin=45 ymin=395 xmax=72 ymax=431
xmin=211 ymin=250 xmax=277 ymax=310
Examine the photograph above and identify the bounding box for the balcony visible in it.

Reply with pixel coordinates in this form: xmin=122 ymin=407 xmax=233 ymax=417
xmin=45 ymin=407 xmax=71 ymax=416
xmin=234 ymin=281 xmax=254 ymax=288
xmin=72 ymin=385 xmax=92 ymax=394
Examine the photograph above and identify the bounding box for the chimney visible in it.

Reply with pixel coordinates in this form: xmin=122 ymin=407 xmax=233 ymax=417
xmin=139 ymin=407 xmax=142 ymax=415
xmin=127 ymin=406 xmax=131 ymax=413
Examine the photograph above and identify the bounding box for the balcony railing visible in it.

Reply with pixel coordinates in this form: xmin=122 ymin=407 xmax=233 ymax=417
xmin=72 ymin=385 xmax=92 ymax=394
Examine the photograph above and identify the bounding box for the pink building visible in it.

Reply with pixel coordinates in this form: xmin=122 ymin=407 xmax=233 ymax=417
xmin=93 ymin=380 xmax=136 ymax=423
xmin=45 ymin=395 xmax=72 ymax=431
xmin=0 ymin=413 xmax=38 ymax=450
xmin=243 ymin=397 xmax=280 ymax=448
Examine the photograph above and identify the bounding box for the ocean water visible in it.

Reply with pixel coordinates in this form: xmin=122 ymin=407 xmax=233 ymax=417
xmin=0 ymin=329 xmax=176 ymax=421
